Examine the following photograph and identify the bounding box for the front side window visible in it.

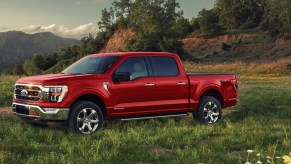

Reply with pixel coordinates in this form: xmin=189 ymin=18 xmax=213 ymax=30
xmin=115 ymin=57 xmax=149 ymax=81
xmin=150 ymin=56 xmax=179 ymax=76
xmin=62 ymin=56 xmax=120 ymax=74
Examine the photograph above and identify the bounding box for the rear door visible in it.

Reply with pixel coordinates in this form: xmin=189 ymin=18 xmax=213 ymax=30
xmin=149 ymin=56 xmax=189 ymax=112
xmin=110 ymin=56 xmax=156 ymax=116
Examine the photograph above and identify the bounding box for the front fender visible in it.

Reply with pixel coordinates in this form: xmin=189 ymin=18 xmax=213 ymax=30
xmin=64 ymin=88 xmax=110 ymax=107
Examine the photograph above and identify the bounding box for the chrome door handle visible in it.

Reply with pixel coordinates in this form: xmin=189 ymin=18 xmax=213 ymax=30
xmin=177 ymin=82 xmax=186 ymax=85
xmin=144 ymin=83 xmax=155 ymax=87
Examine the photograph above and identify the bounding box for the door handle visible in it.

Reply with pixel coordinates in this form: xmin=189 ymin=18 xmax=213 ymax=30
xmin=177 ymin=82 xmax=186 ymax=85
xmin=144 ymin=83 xmax=155 ymax=87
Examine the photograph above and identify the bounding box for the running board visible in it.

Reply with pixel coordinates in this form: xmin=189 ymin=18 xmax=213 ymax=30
xmin=121 ymin=113 xmax=188 ymax=121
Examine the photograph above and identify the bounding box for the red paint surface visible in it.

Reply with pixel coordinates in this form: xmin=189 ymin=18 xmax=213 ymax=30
xmin=14 ymin=52 xmax=238 ymax=119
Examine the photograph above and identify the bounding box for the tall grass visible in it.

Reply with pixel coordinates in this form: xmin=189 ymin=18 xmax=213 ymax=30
xmin=184 ymin=59 xmax=291 ymax=75
xmin=0 ymin=64 xmax=290 ymax=163
xmin=0 ymin=75 xmax=20 ymax=107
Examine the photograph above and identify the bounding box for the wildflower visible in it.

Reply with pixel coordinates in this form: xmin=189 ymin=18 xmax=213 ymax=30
xmin=245 ymin=162 xmax=251 ymax=164
xmin=257 ymin=153 xmax=262 ymax=157
xmin=283 ymin=152 xmax=291 ymax=164
xmin=256 ymin=161 xmax=262 ymax=164
xmin=247 ymin=150 xmax=254 ymax=153
xmin=266 ymin=156 xmax=271 ymax=159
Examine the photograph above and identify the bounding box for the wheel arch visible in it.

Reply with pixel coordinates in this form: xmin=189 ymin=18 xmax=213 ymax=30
xmin=70 ymin=94 xmax=107 ymax=117
xmin=199 ymin=88 xmax=224 ymax=108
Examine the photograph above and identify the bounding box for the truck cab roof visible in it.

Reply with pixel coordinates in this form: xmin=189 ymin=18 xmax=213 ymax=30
xmin=88 ymin=52 xmax=177 ymax=57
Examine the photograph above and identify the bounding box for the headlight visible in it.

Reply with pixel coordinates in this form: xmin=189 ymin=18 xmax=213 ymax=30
xmin=43 ymin=86 xmax=68 ymax=103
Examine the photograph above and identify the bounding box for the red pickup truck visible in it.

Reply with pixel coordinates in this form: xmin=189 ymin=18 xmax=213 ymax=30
xmin=13 ymin=52 xmax=238 ymax=134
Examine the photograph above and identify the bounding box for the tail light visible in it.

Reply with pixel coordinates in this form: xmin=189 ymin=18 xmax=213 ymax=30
xmin=230 ymin=79 xmax=238 ymax=92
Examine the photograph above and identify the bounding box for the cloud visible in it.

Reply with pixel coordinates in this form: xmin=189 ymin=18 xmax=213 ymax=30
xmin=21 ymin=23 xmax=99 ymax=38
xmin=0 ymin=26 xmax=10 ymax=32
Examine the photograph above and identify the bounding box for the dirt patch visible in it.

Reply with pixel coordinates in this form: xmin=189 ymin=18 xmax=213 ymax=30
xmin=0 ymin=106 xmax=12 ymax=115
xmin=101 ymin=28 xmax=134 ymax=53
xmin=182 ymin=33 xmax=291 ymax=63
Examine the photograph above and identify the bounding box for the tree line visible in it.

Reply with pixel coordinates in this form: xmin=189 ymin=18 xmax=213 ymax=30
xmin=12 ymin=0 xmax=291 ymax=75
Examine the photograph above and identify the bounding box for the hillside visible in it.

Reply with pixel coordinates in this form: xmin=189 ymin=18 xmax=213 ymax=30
xmin=182 ymin=33 xmax=291 ymax=63
xmin=101 ymin=28 xmax=134 ymax=53
xmin=100 ymin=29 xmax=291 ymax=63
xmin=0 ymin=31 xmax=80 ymax=70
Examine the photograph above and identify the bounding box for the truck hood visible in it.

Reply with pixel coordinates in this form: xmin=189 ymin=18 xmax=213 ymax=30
xmin=16 ymin=74 xmax=105 ymax=85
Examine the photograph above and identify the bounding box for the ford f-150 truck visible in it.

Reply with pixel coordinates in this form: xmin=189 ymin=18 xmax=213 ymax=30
xmin=13 ymin=52 xmax=238 ymax=134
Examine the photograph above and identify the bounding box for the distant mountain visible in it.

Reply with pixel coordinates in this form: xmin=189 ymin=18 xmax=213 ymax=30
xmin=0 ymin=31 xmax=80 ymax=70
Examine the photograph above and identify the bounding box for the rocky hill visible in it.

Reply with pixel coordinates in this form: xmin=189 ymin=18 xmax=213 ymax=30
xmin=101 ymin=29 xmax=291 ymax=63
xmin=0 ymin=31 xmax=80 ymax=70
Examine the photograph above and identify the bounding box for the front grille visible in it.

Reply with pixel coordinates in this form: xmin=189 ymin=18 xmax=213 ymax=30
xmin=15 ymin=85 xmax=42 ymax=102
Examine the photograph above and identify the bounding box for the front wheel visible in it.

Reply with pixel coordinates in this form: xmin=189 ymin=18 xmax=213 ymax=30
xmin=195 ymin=96 xmax=222 ymax=124
xmin=68 ymin=101 xmax=104 ymax=134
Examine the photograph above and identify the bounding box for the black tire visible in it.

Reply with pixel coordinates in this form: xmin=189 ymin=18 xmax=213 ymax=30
xmin=194 ymin=96 xmax=222 ymax=124
xmin=68 ymin=101 xmax=104 ymax=134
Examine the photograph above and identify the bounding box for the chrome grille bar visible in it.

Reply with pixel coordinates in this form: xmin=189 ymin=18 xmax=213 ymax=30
xmin=14 ymin=84 xmax=42 ymax=102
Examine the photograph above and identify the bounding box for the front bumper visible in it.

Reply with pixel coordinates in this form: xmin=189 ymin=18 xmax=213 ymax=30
xmin=12 ymin=103 xmax=69 ymax=121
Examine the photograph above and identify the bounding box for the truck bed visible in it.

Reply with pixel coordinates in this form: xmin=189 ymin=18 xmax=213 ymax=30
xmin=187 ymin=73 xmax=235 ymax=76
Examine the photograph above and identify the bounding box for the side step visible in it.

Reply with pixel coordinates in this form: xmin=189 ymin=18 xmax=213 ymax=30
xmin=121 ymin=113 xmax=188 ymax=121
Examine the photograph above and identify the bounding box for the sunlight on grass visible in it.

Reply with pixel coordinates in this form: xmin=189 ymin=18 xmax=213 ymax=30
xmin=0 ymin=67 xmax=290 ymax=163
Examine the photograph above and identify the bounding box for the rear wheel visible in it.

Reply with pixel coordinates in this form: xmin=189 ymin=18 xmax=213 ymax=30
xmin=195 ymin=96 xmax=222 ymax=124
xmin=68 ymin=101 xmax=104 ymax=134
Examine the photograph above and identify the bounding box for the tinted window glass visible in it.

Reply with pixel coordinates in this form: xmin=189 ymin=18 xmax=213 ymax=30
xmin=115 ymin=57 xmax=148 ymax=81
xmin=150 ymin=56 xmax=179 ymax=76
xmin=63 ymin=56 xmax=120 ymax=74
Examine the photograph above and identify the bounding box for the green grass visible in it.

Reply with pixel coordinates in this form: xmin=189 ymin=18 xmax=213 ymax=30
xmin=0 ymin=74 xmax=290 ymax=163
xmin=0 ymin=75 xmax=20 ymax=107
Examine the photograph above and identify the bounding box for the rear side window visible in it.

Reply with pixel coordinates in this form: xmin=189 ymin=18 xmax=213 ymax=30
xmin=150 ymin=56 xmax=179 ymax=76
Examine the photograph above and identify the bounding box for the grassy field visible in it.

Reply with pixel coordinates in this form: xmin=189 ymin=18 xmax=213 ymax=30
xmin=0 ymin=67 xmax=290 ymax=163
xmin=0 ymin=75 xmax=20 ymax=107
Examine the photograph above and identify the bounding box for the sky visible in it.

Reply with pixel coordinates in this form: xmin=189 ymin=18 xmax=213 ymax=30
xmin=0 ymin=0 xmax=215 ymax=39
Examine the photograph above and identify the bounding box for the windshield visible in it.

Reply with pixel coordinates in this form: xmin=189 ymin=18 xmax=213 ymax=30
xmin=62 ymin=56 xmax=120 ymax=74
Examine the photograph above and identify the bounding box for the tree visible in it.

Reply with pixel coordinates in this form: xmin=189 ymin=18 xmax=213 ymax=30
xmin=126 ymin=0 xmax=185 ymax=54
xmin=97 ymin=8 xmax=115 ymax=31
xmin=190 ymin=17 xmax=200 ymax=31
xmin=113 ymin=0 xmax=133 ymax=27
xmin=22 ymin=54 xmax=47 ymax=75
xmin=172 ymin=18 xmax=192 ymax=38
xmin=215 ymin=0 xmax=265 ymax=29
xmin=260 ymin=0 xmax=291 ymax=32
xmin=23 ymin=58 xmax=42 ymax=76
xmin=11 ymin=63 xmax=24 ymax=75
xmin=197 ymin=9 xmax=225 ymax=35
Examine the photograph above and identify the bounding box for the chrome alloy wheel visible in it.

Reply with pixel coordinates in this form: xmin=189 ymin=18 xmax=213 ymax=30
xmin=203 ymin=101 xmax=220 ymax=123
xmin=77 ymin=108 xmax=99 ymax=134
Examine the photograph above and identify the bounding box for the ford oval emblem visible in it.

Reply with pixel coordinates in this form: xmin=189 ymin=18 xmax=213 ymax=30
xmin=20 ymin=90 xmax=28 ymax=96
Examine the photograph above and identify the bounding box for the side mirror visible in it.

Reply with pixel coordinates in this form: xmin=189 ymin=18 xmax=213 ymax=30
xmin=114 ymin=72 xmax=131 ymax=82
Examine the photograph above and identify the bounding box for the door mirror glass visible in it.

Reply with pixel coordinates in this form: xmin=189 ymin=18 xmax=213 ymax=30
xmin=114 ymin=72 xmax=131 ymax=82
